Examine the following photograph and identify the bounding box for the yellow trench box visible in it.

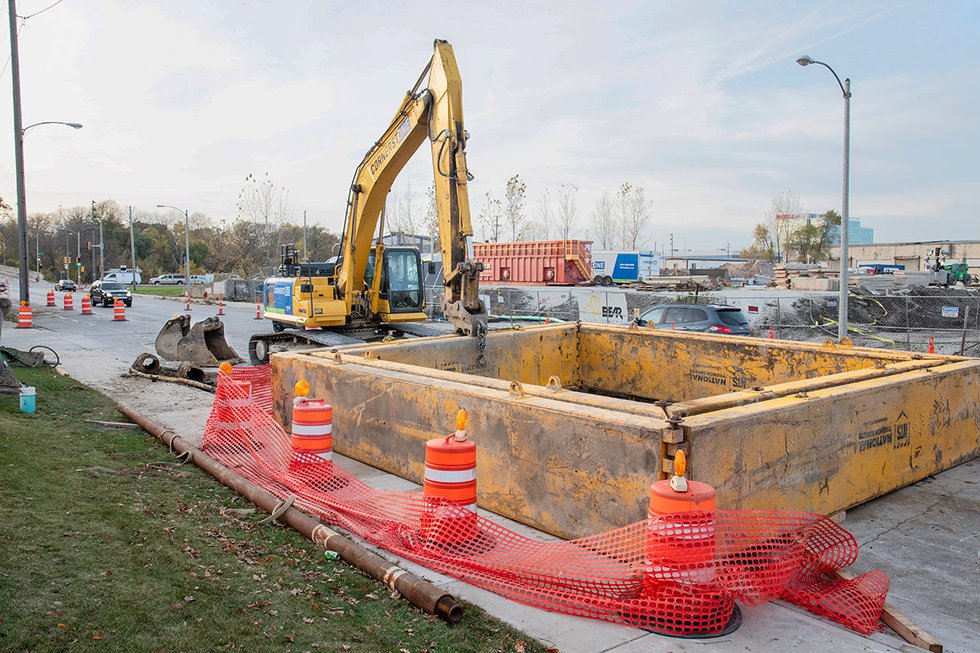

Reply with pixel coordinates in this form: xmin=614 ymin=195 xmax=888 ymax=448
xmin=271 ymin=324 xmax=980 ymax=540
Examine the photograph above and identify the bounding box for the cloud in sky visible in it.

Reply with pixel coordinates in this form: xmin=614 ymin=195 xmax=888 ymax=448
xmin=1 ymin=0 xmax=976 ymax=251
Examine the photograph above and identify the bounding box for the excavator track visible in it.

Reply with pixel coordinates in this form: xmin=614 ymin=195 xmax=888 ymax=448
xmin=248 ymin=322 xmax=454 ymax=365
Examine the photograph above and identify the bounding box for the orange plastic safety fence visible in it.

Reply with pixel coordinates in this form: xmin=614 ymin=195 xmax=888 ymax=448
xmin=202 ymin=371 xmax=888 ymax=637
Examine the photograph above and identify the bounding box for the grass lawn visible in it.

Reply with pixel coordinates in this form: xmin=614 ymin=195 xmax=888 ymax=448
xmin=0 ymin=367 xmax=548 ymax=652
xmin=133 ymin=285 xmax=185 ymax=297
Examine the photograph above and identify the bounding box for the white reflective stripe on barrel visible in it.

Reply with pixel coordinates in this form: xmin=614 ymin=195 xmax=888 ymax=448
xmin=290 ymin=422 xmax=333 ymax=436
xmin=423 ymin=466 xmax=477 ymax=484
xmin=461 ymin=502 xmax=477 ymax=512
xmin=316 ymin=451 xmax=333 ymax=461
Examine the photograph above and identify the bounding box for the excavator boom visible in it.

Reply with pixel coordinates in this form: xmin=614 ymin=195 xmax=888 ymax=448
xmin=336 ymin=39 xmax=486 ymax=335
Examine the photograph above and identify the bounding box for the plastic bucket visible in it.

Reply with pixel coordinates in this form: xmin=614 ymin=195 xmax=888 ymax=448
xmin=19 ymin=386 xmax=36 ymax=414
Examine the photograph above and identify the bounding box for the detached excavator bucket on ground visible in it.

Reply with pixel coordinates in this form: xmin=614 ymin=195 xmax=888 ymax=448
xmin=155 ymin=315 xmax=243 ymax=366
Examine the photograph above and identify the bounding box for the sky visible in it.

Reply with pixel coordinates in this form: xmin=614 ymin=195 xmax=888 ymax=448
xmin=1 ymin=0 xmax=977 ymax=253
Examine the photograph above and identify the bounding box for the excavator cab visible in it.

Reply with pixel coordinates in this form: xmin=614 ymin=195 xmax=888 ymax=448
xmin=365 ymin=247 xmax=424 ymax=314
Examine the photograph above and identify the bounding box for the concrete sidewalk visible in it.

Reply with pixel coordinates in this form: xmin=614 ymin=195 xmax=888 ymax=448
xmin=74 ymin=372 xmax=979 ymax=652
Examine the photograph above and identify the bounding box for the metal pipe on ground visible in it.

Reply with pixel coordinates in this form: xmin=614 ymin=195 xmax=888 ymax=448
xmin=115 ymin=403 xmax=462 ymax=624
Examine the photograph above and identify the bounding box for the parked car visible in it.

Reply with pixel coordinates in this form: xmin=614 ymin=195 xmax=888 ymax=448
xmin=103 ymin=269 xmax=142 ymax=285
xmin=54 ymin=279 xmax=77 ymax=292
xmin=636 ymin=303 xmax=753 ymax=335
xmin=149 ymin=274 xmax=185 ymax=285
xmin=90 ymin=280 xmax=133 ymax=307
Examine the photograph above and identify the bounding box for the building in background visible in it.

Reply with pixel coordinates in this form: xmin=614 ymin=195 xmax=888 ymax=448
xmin=776 ymin=213 xmax=874 ymax=245
xmin=832 ymin=240 xmax=980 ymax=276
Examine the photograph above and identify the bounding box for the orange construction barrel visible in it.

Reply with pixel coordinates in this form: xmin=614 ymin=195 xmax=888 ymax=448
xmin=647 ymin=451 xmax=716 ymax=585
xmin=421 ymin=410 xmax=480 ymax=546
xmin=290 ymin=398 xmax=333 ymax=462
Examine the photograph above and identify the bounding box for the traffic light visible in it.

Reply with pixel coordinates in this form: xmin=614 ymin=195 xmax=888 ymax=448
xmin=80 ymin=265 xmax=85 ymax=274
xmin=85 ymin=241 xmax=91 ymax=252
xmin=38 ymin=261 xmax=43 ymax=269
xmin=63 ymin=256 xmax=68 ymax=265
xmin=76 ymin=256 xmax=81 ymax=266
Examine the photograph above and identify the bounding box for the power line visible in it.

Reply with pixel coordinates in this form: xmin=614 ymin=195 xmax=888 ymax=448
xmin=18 ymin=0 xmax=65 ymax=20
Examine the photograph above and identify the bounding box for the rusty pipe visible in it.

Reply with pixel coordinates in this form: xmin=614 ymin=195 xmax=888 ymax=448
xmin=116 ymin=402 xmax=463 ymax=624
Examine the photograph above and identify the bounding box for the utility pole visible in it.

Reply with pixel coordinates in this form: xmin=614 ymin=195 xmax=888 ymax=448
xmin=99 ymin=215 xmax=105 ymax=279
xmin=668 ymin=233 xmax=675 ymax=258
xmin=76 ymin=231 xmax=81 ymax=284
xmin=303 ymin=209 xmax=308 ymax=260
xmin=128 ymin=206 xmax=137 ymax=288
xmin=8 ymin=0 xmax=29 ymax=304
xmin=34 ymin=230 xmax=39 ymax=281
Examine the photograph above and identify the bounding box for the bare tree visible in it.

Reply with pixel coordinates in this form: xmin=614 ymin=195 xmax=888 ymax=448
xmin=766 ymin=190 xmax=801 ymax=263
xmin=616 ymin=182 xmax=633 ymax=249
xmin=556 ymin=184 xmax=578 ymax=240
xmin=422 ymin=182 xmax=440 ymax=251
xmin=237 ymin=172 xmax=291 ymax=266
xmin=477 ymin=190 xmax=503 ymax=242
xmin=624 ymin=186 xmax=652 ymax=250
xmin=504 ymin=174 xmax=527 ymax=240
xmin=531 ymin=188 xmax=553 ymax=240
xmin=385 ymin=183 xmax=418 ymax=236
xmin=589 ymin=191 xmax=615 ymax=248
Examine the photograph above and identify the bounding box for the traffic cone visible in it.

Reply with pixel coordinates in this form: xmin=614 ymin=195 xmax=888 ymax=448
xmin=16 ymin=302 xmax=32 ymax=328
xmin=184 ymin=290 xmax=191 ymax=311
xmin=927 ymin=336 xmax=935 ymax=354
xmin=113 ymin=298 xmax=128 ymax=321
xmin=254 ymin=297 xmax=263 ymax=320
xmin=80 ymin=295 xmax=94 ymax=315
xmin=46 ymin=289 xmax=55 ymax=307
xmin=769 ymin=326 xmax=775 ymax=339
xmin=63 ymin=292 xmax=74 ymax=311
xmin=217 ymin=294 xmax=225 ymax=316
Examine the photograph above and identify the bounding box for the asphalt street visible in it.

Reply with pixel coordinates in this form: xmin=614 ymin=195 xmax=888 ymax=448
xmin=2 ymin=274 xmax=262 ymax=382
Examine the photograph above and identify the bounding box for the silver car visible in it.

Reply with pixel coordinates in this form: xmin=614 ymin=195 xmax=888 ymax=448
xmin=637 ymin=303 xmax=753 ymax=335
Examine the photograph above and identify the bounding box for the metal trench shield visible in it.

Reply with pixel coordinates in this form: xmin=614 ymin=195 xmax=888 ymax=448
xmin=271 ymin=324 xmax=980 ymax=540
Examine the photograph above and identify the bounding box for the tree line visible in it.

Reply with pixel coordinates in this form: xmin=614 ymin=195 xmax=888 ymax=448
xmin=384 ymin=175 xmax=655 ymax=251
xmin=0 ymin=174 xmax=340 ymax=283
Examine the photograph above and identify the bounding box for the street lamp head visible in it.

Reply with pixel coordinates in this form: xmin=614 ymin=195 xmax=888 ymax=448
xmin=67 ymin=123 xmax=83 ymax=129
xmin=796 ymin=55 xmax=814 ymax=66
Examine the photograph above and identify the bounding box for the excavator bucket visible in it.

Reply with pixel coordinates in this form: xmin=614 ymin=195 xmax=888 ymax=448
xmin=154 ymin=315 xmax=242 ymax=366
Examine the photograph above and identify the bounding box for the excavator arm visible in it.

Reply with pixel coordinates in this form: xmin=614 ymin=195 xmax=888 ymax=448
xmin=336 ymin=39 xmax=486 ymax=336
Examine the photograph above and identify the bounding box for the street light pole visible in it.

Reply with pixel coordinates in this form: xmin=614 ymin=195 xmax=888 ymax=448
xmin=129 ymin=206 xmax=137 ymax=289
xmin=797 ymin=55 xmax=851 ymax=343
xmin=9 ymin=0 xmax=29 ymax=304
xmin=156 ymin=204 xmax=191 ymax=285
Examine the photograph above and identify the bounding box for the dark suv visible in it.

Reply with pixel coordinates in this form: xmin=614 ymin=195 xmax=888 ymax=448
xmin=90 ymin=280 xmax=133 ymax=307
xmin=636 ymin=303 xmax=753 ymax=335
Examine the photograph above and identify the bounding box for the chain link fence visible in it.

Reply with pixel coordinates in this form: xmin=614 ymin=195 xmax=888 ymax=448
xmin=425 ymin=286 xmax=980 ymax=356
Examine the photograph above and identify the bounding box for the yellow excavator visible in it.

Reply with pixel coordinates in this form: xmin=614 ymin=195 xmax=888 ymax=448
xmin=249 ymin=39 xmax=486 ymax=364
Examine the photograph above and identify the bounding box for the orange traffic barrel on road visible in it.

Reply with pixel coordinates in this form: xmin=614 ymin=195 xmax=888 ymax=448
xmin=16 ymin=302 xmax=32 ymax=328
xmin=254 ymin=297 xmax=263 ymax=320
xmin=113 ymin=298 xmax=127 ymax=321
xmin=80 ymin=294 xmax=94 ymax=315
xmin=217 ymin=294 xmax=225 ymax=316
xmin=63 ymin=292 xmax=74 ymax=311
xmin=46 ymin=290 xmax=55 ymax=307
